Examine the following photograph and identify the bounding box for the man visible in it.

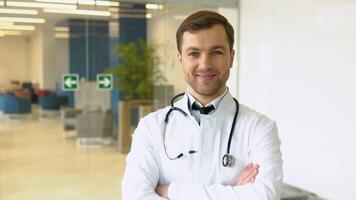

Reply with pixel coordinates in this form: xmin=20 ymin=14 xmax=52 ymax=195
xmin=122 ymin=11 xmax=283 ymax=199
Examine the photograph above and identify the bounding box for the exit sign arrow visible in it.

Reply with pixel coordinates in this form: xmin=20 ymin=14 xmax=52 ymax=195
xmin=97 ymin=74 xmax=113 ymax=91
xmin=62 ymin=74 xmax=79 ymax=91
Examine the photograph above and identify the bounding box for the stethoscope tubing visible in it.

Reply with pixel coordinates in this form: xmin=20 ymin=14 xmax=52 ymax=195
xmin=163 ymin=92 xmax=239 ymax=167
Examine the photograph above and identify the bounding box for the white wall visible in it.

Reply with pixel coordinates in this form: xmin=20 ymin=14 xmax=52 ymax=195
xmin=0 ymin=22 xmax=59 ymax=90
xmin=56 ymin=38 xmax=70 ymax=90
xmin=29 ymin=21 xmax=58 ymax=90
xmin=0 ymin=37 xmax=30 ymax=88
xmin=29 ymin=30 xmax=43 ymax=88
xmin=218 ymin=7 xmax=239 ymax=98
xmin=42 ymin=21 xmax=57 ymax=90
xmin=238 ymin=0 xmax=356 ymax=199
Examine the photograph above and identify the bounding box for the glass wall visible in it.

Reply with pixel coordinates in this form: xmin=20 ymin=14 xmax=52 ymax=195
xmin=0 ymin=1 xmax=237 ymax=199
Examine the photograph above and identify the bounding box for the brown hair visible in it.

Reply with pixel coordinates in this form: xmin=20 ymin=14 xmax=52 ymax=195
xmin=176 ymin=10 xmax=234 ymax=53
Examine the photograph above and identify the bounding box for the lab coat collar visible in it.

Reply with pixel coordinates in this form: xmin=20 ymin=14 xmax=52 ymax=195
xmin=173 ymin=90 xmax=235 ymax=118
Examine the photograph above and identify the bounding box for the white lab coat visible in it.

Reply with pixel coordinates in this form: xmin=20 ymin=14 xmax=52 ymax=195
xmin=122 ymin=91 xmax=283 ymax=200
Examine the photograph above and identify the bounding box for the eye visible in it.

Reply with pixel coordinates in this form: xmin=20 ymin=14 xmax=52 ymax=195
xmin=211 ymin=50 xmax=223 ymax=55
xmin=188 ymin=52 xmax=199 ymax=58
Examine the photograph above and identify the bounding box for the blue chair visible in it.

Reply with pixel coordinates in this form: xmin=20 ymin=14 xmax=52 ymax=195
xmin=39 ymin=94 xmax=68 ymax=111
xmin=56 ymin=90 xmax=74 ymax=108
xmin=1 ymin=94 xmax=31 ymax=114
xmin=0 ymin=94 xmax=5 ymax=112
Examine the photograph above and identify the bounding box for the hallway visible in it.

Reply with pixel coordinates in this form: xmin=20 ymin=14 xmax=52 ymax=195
xmin=0 ymin=116 xmax=125 ymax=200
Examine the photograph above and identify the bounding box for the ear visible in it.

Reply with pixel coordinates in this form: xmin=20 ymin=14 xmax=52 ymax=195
xmin=230 ymin=49 xmax=235 ymax=68
xmin=177 ymin=52 xmax=182 ymax=64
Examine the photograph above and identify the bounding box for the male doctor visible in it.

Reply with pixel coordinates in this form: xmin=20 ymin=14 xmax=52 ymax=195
xmin=122 ymin=11 xmax=283 ymax=199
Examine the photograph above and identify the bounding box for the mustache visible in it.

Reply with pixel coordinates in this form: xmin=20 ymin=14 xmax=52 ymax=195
xmin=195 ymin=69 xmax=218 ymax=74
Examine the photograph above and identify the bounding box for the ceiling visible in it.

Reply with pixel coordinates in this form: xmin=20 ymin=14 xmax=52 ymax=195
xmin=0 ymin=0 xmax=237 ymax=37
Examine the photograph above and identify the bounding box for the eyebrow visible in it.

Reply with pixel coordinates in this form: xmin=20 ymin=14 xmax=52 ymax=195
xmin=185 ymin=45 xmax=227 ymax=52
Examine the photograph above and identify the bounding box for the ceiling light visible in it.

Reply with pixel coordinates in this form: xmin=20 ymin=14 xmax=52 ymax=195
xmin=55 ymin=32 xmax=69 ymax=39
xmin=0 ymin=22 xmax=14 ymax=26
xmin=36 ymin=0 xmax=77 ymax=4
xmin=75 ymin=0 xmax=118 ymax=6
xmin=0 ymin=25 xmax=36 ymax=31
xmin=0 ymin=1 xmax=4 ymax=6
xmin=145 ymin=4 xmax=163 ymax=10
xmin=77 ymin=0 xmax=95 ymax=5
xmin=95 ymin=1 xmax=119 ymax=6
xmin=6 ymin=1 xmax=77 ymax=9
xmin=0 ymin=30 xmax=22 ymax=35
xmin=55 ymin=26 xmax=69 ymax=32
xmin=36 ymin=0 xmax=118 ymax=6
xmin=0 ymin=17 xmax=45 ymax=23
xmin=145 ymin=13 xmax=152 ymax=19
xmin=0 ymin=8 xmax=39 ymax=15
xmin=43 ymin=8 xmax=111 ymax=16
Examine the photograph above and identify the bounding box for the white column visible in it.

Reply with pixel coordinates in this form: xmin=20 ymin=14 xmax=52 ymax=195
xmin=218 ymin=7 xmax=239 ymax=98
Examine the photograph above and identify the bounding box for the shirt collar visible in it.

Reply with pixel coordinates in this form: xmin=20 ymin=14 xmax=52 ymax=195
xmin=186 ymin=88 xmax=228 ymax=111
xmin=173 ymin=88 xmax=234 ymax=119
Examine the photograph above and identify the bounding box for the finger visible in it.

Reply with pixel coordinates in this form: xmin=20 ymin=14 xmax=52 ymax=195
xmin=235 ymin=170 xmax=256 ymax=186
xmin=240 ymin=168 xmax=258 ymax=184
xmin=246 ymin=168 xmax=259 ymax=181
xmin=234 ymin=163 xmax=259 ymax=186
xmin=240 ymin=163 xmax=258 ymax=180
xmin=250 ymin=177 xmax=255 ymax=183
xmin=244 ymin=165 xmax=260 ymax=182
xmin=239 ymin=165 xmax=259 ymax=184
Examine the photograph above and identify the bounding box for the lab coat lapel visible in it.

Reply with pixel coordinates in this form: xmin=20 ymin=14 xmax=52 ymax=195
xmin=211 ymin=91 xmax=235 ymax=119
xmin=173 ymin=92 xmax=190 ymax=115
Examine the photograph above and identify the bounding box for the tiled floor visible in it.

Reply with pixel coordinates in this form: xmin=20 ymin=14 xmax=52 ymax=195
xmin=0 ymin=112 xmax=324 ymax=200
xmin=0 ymin=115 xmax=126 ymax=200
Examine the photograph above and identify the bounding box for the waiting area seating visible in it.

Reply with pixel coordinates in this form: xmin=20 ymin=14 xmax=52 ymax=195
xmin=0 ymin=93 xmax=31 ymax=115
xmin=38 ymin=94 xmax=68 ymax=111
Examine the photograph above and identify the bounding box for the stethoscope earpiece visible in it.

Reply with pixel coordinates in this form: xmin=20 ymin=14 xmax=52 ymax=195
xmin=222 ymin=154 xmax=234 ymax=167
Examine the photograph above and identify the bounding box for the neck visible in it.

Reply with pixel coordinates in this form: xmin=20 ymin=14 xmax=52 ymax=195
xmin=188 ymin=86 xmax=227 ymax=106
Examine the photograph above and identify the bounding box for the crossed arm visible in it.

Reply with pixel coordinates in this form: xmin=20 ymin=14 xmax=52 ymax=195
xmin=122 ymin=118 xmax=283 ymax=200
xmin=155 ymin=163 xmax=260 ymax=198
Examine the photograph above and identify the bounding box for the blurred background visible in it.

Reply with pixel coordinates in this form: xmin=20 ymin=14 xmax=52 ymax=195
xmin=0 ymin=0 xmax=355 ymax=199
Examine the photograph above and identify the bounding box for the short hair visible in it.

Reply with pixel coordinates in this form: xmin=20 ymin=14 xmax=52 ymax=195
xmin=176 ymin=10 xmax=234 ymax=53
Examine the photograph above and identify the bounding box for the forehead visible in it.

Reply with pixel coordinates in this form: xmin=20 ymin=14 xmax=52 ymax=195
xmin=181 ymin=24 xmax=230 ymax=51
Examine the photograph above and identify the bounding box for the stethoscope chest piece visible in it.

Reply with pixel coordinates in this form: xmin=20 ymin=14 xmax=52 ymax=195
xmin=222 ymin=154 xmax=234 ymax=167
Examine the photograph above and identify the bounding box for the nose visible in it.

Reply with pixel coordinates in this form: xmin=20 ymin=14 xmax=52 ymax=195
xmin=198 ymin=53 xmax=212 ymax=70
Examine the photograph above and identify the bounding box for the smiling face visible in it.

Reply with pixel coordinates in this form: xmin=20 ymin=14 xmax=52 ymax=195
xmin=178 ymin=24 xmax=235 ymax=104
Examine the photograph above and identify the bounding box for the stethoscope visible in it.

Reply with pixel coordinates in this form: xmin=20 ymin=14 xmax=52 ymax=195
xmin=162 ymin=92 xmax=239 ymax=167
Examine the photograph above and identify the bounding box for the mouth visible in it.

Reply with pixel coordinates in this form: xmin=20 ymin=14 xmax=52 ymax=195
xmin=196 ymin=73 xmax=216 ymax=81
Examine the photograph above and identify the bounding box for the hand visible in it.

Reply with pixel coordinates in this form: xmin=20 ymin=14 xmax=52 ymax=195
xmin=155 ymin=184 xmax=169 ymax=199
xmin=234 ymin=163 xmax=260 ymax=186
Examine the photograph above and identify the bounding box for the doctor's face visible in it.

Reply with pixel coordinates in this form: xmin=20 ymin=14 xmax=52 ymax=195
xmin=178 ymin=24 xmax=234 ymax=99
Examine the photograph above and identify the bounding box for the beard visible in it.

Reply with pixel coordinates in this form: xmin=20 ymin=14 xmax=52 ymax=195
xmin=186 ymin=70 xmax=229 ymax=97
xmin=189 ymin=79 xmax=224 ymax=96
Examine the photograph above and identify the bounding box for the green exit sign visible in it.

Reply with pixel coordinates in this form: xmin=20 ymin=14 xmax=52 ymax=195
xmin=62 ymin=74 xmax=79 ymax=91
xmin=97 ymin=74 xmax=113 ymax=91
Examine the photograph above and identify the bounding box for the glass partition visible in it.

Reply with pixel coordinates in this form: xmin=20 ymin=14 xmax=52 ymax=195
xmin=0 ymin=1 xmax=238 ymax=199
